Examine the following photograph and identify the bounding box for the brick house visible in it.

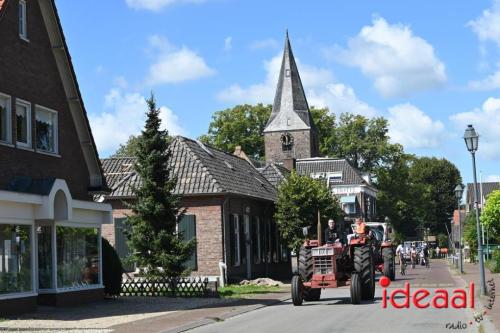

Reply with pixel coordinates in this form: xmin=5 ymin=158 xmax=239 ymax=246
xmin=465 ymin=182 xmax=500 ymax=212
xmin=100 ymin=137 xmax=291 ymax=282
xmin=0 ymin=0 xmax=111 ymax=315
xmin=262 ymin=33 xmax=377 ymax=221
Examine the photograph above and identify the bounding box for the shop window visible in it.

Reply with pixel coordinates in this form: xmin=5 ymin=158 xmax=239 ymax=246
xmin=56 ymin=226 xmax=99 ymax=288
xmin=37 ymin=225 xmax=52 ymax=289
xmin=0 ymin=224 xmax=32 ymax=294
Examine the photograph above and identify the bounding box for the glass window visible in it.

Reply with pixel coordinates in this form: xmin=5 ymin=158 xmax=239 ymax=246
xmin=251 ymin=216 xmax=261 ymax=264
xmin=35 ymin=107 xmax=57 ymax=153
xmin=0 ymin=224 xmax=32 ymax=295
xmin=56 ymin=227 xmax=99 ymax=288
xmin=16 ymin=100 xmax=30 ymax=147
xmin=19 ymin=0 xmax=27 ymax=40
xmin=0 ymin=94 xmax=11 ymax=143
xmin=37 ymin=226 xmax=52 ymax=289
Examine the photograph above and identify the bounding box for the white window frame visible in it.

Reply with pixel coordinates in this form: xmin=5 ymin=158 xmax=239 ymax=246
xmin=233 ymin=214 xmax=240 ymax=267
xmin=35 ymin=105 xmax=58 ymax=154
xmin=15 ymin=98 xmax=31 ymax=148
xmin=18 ymin=0 xmax=28 ymax=41
xmin=0 ymin=92 xmax=12 ymax=144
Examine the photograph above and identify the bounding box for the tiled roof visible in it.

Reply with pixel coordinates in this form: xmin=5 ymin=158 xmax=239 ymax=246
xmin=101 ymin=136 xmax=277 ymax=202
xmin=295 ymin=158 xmax=370 ymax=186
xmin=466 ymin=182 xmax=500 ymax=205
xmin=259 ymin=164 xmax=291 ymax=187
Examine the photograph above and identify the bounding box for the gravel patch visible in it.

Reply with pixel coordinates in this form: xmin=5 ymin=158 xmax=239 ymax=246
xmin=0 ymin=297 xmax=234 ymax=332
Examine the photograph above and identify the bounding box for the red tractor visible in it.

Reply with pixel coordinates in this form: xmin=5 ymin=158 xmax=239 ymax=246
xmin=291 ymin=221 xmax=394 ymax=305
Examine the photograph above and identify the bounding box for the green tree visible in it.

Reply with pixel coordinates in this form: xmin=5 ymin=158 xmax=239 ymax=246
xmin=325 ymin=113 xmax=403 ymax=173
xmin=113 ymin=135 xmax=142 ymax=157
xmin=199 ymin=104 xmax=272 ymax=159
xmin=309 ymin=107 xmax=336 ymax=156
xmin=481 ymin=190 xmax=500 ymax=242
xmin=464 ymin=210 xmax=479 ymax=261
xmin=125 ymin=94 xmax=195 ymax=277
xmin=408 ymin=157 xmax=461 ymax=234
xmin=275 ymin=171 xmax=341 ymax=252
xmin=375 ymin=154 xmax=425 ymax=236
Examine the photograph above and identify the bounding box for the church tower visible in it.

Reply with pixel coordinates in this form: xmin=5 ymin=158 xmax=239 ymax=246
xmin=264 ymin=32 xmax=319 ymax=165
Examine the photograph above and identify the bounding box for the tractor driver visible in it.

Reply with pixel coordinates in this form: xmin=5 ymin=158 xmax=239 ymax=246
xmin=324 ymin=219 xmax=340 ymax=244
xmin=347 ymin=218 xmax=367 ymax=244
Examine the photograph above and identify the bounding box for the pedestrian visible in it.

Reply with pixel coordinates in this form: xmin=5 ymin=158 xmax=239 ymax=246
xmin=436 ymin=246 xmax=440 ymax=258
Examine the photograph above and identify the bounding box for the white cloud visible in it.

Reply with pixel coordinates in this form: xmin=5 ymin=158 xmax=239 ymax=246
xmin=450 ymin=97 xmax=500 ymax=160
xmin=388 ymin=103 xmax=445 ymax=149
xmin=125 ymin=0 xmax=204 ymax=11
xmin=485 ymin=175 xmax=500 ymax=182
xmin=224 ymin=37 xmax=232 ymax=51
xmin=217 ymin=53 xmax=374 ymax=116
xmin=468 ymin=0 xmax=500 ymax=47
xmin=249 ymin=38 xmax=279 ymax=50
xmin=468 ymin=67 xmax=500 ymax=90
xmin=89 ymin=88 xmax=185 ymax=155
xmin=146 ymin=36 xmax=215 ymax=85
xmin=338 ymin=17 xmax=446 ymax=98
xmin=307 ymin=83 xmax=377 ymax=117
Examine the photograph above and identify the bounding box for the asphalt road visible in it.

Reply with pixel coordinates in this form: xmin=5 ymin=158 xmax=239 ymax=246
xmin=187 ymin=260 xmax=483 ymax=333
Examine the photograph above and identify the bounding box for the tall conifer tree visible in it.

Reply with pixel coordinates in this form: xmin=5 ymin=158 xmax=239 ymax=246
xmin=126 ymin=94 xmax=195 ymax=277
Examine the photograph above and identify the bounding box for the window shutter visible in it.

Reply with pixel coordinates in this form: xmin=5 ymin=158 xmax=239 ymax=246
xmin=114 ymin=218 xmax=133 ymax=272
xmin=179 ymin=215 xmax=197 ymax=270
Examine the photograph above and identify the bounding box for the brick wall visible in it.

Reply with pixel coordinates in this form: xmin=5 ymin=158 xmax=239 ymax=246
xmin=264 ymin=129 xmax=318 ymax=164
xmin=0 ymin=0 xmax=91 ymax=200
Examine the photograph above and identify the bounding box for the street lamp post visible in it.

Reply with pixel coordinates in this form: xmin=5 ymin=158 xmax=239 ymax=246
xmin=455 ymin=183 xmax=464 ymax=274
xmin=463 ymin=124 xmax=487 ymax=295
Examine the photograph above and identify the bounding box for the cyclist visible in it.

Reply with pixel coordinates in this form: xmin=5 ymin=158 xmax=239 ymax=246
xmin=423 ymin=245 xmax=430 ymax=268
xmin=396 ymin=243 xmax=406 ymax=275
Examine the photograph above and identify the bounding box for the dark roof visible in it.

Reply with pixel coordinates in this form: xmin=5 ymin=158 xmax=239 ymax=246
xmin=264 ymin=32 xmax=316 ymax=133
xmin=466 ymin=182 xmax=500 ymax=204
xmin=101 ymin=137 xmax=277 ymax=202
xmin=258 ymin=164 xmax=291 ymax=187
xmin=295 ymin=158 xmax=371 ymax=186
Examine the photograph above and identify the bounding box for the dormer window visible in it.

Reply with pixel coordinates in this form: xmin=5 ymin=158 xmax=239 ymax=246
xmin=19 ymin=0 xmax=28 ymax=41
xmin=285 ymin=69 xmax=290 ymax=77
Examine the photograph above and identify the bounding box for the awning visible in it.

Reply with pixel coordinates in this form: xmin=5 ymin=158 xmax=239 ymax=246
xmin=340 ymin=195 xmax=356 ymax=204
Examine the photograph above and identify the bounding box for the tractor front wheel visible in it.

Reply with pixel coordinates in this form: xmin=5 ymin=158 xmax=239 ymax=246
xmin=354 ymin=245 xmax=375 ymax=300
xmin=382 ymin=247 xmax=395 ymax=281
xmin=291 ymin=275 xmax=303 ymax=306
xmin=350 ymin=273 xmax=362 ymax=304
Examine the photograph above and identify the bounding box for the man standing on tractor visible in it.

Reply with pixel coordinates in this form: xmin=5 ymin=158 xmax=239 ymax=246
xmin=347 ymin=218 xmax=367 ymax=244
xmin=324 ymin=219 xmax=340 ymax=244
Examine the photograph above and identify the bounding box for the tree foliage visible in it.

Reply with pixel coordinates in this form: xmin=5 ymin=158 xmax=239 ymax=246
xmin=464 ymin=210 xmax=479 ymax=260
xmin=113 ymin=135 xmax=142 ymax=157
xmin=275 ymin=171 xmax=341 ymax=252
xmin=481 ymin=190 xmax=500 ymax=242
xmin=199 ymin=104 xmax=272 ymax=159
xmin=125 ymin=94 xmax=195 ymax=277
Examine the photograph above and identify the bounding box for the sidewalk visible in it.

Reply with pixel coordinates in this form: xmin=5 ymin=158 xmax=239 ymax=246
xmin=111 ymin=290 xmax=291 ymax=333
xmin=453 ymin=261 xmax=500 ymax=332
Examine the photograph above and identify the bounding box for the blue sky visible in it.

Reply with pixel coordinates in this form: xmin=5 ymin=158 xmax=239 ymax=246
xmin=56 ymin=0 xmax=500 ymax=183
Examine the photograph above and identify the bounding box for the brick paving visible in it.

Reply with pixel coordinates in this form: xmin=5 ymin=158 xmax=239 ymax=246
xmin=452 ymin=261 xmax=500 ymax=332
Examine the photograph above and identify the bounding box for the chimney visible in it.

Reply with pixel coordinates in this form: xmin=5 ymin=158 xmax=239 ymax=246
xmin=283 ymin=158 xmax=296 ymax=171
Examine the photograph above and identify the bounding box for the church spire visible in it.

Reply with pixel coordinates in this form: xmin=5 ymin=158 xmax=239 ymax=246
xmin=264 ymin=32 xmax=314 ymax=133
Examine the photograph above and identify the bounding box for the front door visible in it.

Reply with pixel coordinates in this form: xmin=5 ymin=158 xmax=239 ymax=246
xmin=244 ymin=215 xmax=251 ymax=279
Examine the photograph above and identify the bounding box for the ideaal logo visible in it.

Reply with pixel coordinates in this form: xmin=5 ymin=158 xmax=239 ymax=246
xmin=379 ymin=276 xmax=475 ymax=309
xmin=379 ymin=276 xmax=496 ymax=330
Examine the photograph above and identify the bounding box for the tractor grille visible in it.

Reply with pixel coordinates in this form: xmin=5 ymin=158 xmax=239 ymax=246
xmin=314 ymin=256 xmax=333 ymax=275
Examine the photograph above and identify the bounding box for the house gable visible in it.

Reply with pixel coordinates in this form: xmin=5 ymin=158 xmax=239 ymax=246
xmin=0 ymin=0 xmax=107 ymax=199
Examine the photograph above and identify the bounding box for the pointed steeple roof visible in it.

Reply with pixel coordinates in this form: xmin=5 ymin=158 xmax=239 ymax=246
xmin=264 ymin=32 xmax=315 ymax=133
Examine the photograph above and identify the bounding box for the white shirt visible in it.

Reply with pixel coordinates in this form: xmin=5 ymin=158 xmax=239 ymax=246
xmin=396 ymin=244 xmax=404 ymax=255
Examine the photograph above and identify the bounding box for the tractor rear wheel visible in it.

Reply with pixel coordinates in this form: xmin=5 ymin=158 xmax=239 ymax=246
xmin=291 ymin=275 xmax=303 ymax=306
xmin=350 ymin=273 xmax=362 ymax=304
xmin=354 ymin=245 xmax=375 ymax=300
xmin=382 ymin=247 xmax=395 ymax=281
